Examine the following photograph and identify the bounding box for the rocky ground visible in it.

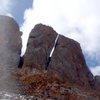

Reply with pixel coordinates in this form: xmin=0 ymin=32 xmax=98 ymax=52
xmin=18 ymin=68 xmax=100 ymax=100
xmin=0 ymin=91 xmax=39 ymax=100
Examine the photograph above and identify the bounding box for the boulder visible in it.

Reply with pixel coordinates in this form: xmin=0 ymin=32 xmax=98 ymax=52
xmin=22 ymin=23 xmax=94 ymax=88
xmin=0 ymin=15 xmax=22 ymax=93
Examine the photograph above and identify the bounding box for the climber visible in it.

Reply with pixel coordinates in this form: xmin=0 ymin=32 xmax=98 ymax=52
xmin=45 ymin=34 xmax=59 ymax=70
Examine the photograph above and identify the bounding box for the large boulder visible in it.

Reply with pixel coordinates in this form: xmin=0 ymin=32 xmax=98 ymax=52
xmin=0 ymin=15 xmax=22 ymax=93
xmin=22 ymin=23 xmax=94 ymax=88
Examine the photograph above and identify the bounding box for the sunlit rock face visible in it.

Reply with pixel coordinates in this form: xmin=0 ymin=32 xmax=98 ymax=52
xmin=0 ymin=15 xmax=22 ymax=93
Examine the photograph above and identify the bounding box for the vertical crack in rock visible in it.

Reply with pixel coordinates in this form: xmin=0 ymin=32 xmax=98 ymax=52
xmin=18 ymin=56 xmax=24 ymax=68
xmin=45 ymin=34 xmax=59 ymax=70
xmin=22 ymin=23 xmax=94 ymax=88
xmin=20 ymin=24 xmax=100 ymax=99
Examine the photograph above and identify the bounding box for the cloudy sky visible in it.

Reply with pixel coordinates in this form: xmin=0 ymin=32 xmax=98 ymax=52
xmin=0 ymin=0 xmax=100 ymax=76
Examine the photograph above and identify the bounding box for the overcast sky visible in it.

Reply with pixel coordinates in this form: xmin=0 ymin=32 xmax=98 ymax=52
xmin=0 ymin=0 xmax=100 ymax=75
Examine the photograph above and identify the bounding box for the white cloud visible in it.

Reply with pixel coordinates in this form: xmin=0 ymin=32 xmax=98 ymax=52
xmin=21 ymin=0 xmax=100 ymax=61
xmin=90 ymin=66 xmax=100 ymax=76
xmin=6 ymin=13 xmax=13 ymax=18
xmin=0 ymin=0 xmax=12 ymax=15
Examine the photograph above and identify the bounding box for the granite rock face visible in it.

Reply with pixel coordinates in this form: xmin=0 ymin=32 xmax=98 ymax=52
xmin=20 ymin=23 xmax=100 ymax=99
xmin=0 ymin=15 xmax=22 ymax=66
xmin=24 ymin=24 xmax=57 ymax=69
xmin=22 ymin=23 xmax=94 ymax=87
xmin=0 ymin=15 xmax=22 ymax=93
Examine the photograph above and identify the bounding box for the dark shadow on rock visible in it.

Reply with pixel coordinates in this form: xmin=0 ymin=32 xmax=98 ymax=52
xmin=18 ymin=56 xmax=24 ymax=68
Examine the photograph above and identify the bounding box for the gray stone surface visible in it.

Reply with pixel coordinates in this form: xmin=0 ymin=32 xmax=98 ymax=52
xmin=0 ymin=15 xmax=22 ymax=93
xmin=95 ymin=75 xmax=100 ymax=90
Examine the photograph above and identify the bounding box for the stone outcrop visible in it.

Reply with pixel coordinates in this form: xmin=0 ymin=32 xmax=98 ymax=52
xmin=22 ymin=23 xmax=94 ymax=88
xmin=19 ymin=23 xmax=100 ymax=99
xmin=23 ymin=24 xmax=57 ymax=69
xmin=0 ymin=15 xmax=22 ymax=93
xmin=0 ymin=15 xmax=22 ymax=67
xmin=20 ymin=24 xmax=100 ymax=100
xmin=20 ymin=23 xmax=100 ymax=99
xmin=0 ymin=16 xmax=99 ymax=99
